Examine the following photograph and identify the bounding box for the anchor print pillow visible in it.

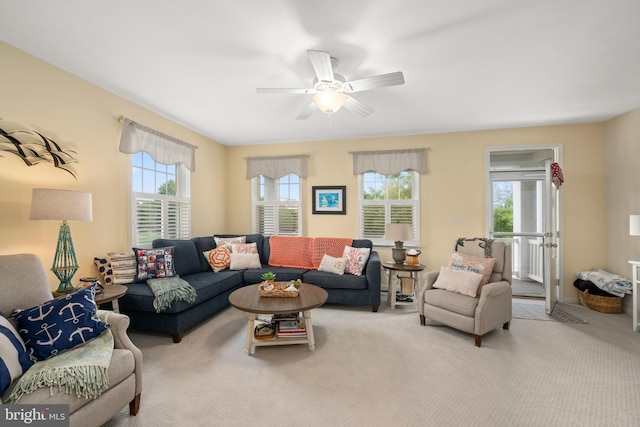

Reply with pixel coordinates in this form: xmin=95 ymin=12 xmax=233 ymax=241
xmin=12 ymin=284 xmax=110 ymax=361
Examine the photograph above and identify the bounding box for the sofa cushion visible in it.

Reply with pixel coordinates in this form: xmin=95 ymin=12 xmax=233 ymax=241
xmin=214 ymin=235 xmax=246 ymax=249
xmin=230 ymin=253 xmax=261 ymax=270
xmin=311 ymin=237 xmax=353 ymax=269
xmin=1 ymin=313 xmax=34 ymax=396
xmin=243 ymin=267 xmax=308 ymax=284
xmin=231 ymin=242 xmax=258 ymax=254
xmin=215 ymin=234 xmax=268 ymax=265
xmin=153 ymin=239 xmax=205 ymax=276
xmin=204 ymin=247 xmax=231 ymax=272
xmin=107 ymin=251 xmax=136 ymax=285
xmin=343 ymin=246 xmax=371 ymax=276
xmin=424 ymin=288 xmax=479 ymax=317
xmin=12 ymin=285 xmax=110 ymax=361
xmin=433 ymin=266 xmax=483 ymax=297
xmin=318 ymin=254 xmax=347 ymax=275
xmin=120 ymin=270 xmax=244 ymax=314
xmin=133 ymin=246 xmax=177 ymax=282
xmin=448 ymin=252 xmax=496 ymax=288
xmin=302 ymin=270 xmax=368 ymax=290
xmin=93 ymin=257 xmax=114 ymax=285
xmin=268 ymin=236 xmax=314 ymax=269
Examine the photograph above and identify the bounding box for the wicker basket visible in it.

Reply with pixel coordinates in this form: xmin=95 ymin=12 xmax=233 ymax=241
xmin=577 ymin=289 xmax=622 ymax=314
xmin=258 ymin=281 xmax=300 ymax=298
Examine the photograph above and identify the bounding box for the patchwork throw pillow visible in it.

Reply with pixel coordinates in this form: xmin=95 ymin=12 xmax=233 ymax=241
xmin=93 ymin=257 xmax=114 ymax=285
xmin=204 ymin=247 xmax=231 ymax=272
xmin=133 ymin=246 xmax=176 ymax=282
xmin=230 ymin=253 xmax=261 ymax=270
xmin=318 ymin=254 xmax=347 ymax=275
xmin=230 ymin=242 xmax=258 ymax=254
xmin=214 ymin=236 xmax=246 ymax=249
xmin=12 ymin=285 xmax=110 ymax=361
xmin=433 ymin=266 xmax=483 ymax=297
xmin=448 ymin=252 xmax=496 ymax=288
xmin=107 ymin=251 xmax=136 ymax=284
xmin=1 ymin=313 xmax=35 ymax=396
xmin=342 ymin=246 xmax=371 ymax=276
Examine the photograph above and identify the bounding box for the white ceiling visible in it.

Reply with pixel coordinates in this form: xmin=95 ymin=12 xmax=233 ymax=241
xmin=2 ymin=0 xmax=639 ymax=146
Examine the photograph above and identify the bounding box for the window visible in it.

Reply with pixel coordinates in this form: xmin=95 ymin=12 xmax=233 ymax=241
xmin=358 ymin=171 xmax=419 ymax=246
xmin=131 ymin=152 xmax=190 ymax=247
xmin=252 ymin=174 xmax=301 ymax=236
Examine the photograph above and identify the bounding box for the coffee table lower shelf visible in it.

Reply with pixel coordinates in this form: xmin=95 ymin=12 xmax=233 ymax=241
xmin=244 ymin=311 xmax=316 ymax=354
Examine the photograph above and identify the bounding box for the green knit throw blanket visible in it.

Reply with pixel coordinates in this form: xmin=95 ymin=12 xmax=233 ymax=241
xmin=147 ymin=276 xmax=197 ymax=313
xmin=7 ymin=310 xmax=113 ymax=403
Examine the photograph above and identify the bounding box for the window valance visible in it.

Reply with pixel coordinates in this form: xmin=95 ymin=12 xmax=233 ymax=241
xmin=246 ymin=154 xmax=308 ymax=179
xmin=352 ymin=148 xmax=428 ymax=175
xmin=118 ymin=118 xmax=196 ymax=171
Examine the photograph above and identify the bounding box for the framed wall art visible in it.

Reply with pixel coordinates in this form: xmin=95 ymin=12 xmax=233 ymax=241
xmin=312 ymin=186 xmax=346 ymax=215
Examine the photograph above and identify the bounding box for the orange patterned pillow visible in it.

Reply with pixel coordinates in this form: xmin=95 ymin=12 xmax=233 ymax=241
xmin=311 ymin=237 xmax=353 ymax=269
xmin=268 ymin=236 xmax=314 ymax=269
xmin=204 ymin=247 xmax=231 ymax=272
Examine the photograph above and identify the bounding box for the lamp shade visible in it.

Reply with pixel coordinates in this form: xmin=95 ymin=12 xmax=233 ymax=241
xmin=385 ymin=223 xmax=412 ymax=242
xmin=630 ymin=215 xmax=640 ymax=236
xmin=312 ymin=91 xmax=347 ymax=113
xmin=30 ymin=188 xmax=93 ymax=222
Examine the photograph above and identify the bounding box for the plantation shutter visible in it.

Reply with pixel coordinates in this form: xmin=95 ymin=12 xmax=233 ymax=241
xmin=354 ymin=150 xmax=423 ymax=245
xmin=133 ymin=194 xmax=191 ymax=246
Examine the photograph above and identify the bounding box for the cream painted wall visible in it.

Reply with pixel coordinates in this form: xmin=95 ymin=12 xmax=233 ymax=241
xmin=227 ymin=123 xmax=605 ymax=301
xmin=1 ymin=41 xmax=610 ymax=301
xmin=0 ymin=42 xmax=227 ymax=291
xmin=603 ymin=106 xmax=640 ymax=310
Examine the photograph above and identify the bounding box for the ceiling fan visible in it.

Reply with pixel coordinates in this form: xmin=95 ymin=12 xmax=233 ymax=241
xmin=257 ymin=50 xmax=405 ymax=120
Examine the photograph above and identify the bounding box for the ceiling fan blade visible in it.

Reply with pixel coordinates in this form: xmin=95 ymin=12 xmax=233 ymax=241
xmin=307 ymin=50 xmax=334 ymax=82
xmin=344 ymin=71 xmax=405 ymax=93
xmin=296 ymin=102 xmax=318 ymax=120
xmin=257 ymin=88 xmax=316 ymax=94
xmin=343 ymin=96 xmax=374 ymax=117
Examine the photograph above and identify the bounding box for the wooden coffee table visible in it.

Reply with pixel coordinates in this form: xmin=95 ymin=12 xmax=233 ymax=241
xmin=229 ymin=283 xmax=328 ymax=355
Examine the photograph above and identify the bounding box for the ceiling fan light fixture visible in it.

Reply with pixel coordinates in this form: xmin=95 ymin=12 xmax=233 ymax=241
xmin=312 ymin=91 xmax=347 ymax=114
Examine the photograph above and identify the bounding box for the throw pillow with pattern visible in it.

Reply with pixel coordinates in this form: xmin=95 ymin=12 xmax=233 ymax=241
xmin=204 ymin=247 xmax=231 ymax=272
xmin=1 ymin=313 xmax=35 ymax=396
xmin=342 ymin=246 xmax=371 ymax=276
xmin=12 ymin=285 xmax=110 ymax=361
xmin=93 ymin=257 xmax=114 ymax=285
xmin=133 ymin=246 xmax=176 ymax=282
xmin=107 ymin=251 xmax=136 ymax=284
xmin=230 ymin=242 xmax=258 ymax=254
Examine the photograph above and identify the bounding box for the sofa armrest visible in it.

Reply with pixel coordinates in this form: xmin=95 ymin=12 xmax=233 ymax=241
xmin=418 ymin=271 xmax=440 ymax=316
xmin=365 ymin=251 xmax=381 ymax=304
xmin=105 ymin=312 xmax=143 ymax=396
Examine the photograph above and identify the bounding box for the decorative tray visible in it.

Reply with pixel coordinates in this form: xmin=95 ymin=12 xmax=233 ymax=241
xmin=258 ymin=281 xmax=300 ymax=298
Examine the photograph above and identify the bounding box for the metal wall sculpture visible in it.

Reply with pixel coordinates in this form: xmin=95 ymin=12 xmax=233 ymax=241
xmin=0 ymin=120 xmax=79 ymax=178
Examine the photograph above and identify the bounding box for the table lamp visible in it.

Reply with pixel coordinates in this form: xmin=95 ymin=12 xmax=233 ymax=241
xmin=385 ymin=223 xmax=412 ymax=264
xmin=30 ymin=188 xmax=93 ymax=292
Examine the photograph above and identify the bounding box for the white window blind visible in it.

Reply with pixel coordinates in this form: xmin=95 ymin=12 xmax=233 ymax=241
xmin=133 ymin=193 xmax=191 ymax=246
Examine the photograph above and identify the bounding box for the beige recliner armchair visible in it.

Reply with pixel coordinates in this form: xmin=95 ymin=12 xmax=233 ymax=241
xmin=0 ymin=254 xmax=142 ymax=426
xmin=419 ymin=239 xmax=512 ymax=347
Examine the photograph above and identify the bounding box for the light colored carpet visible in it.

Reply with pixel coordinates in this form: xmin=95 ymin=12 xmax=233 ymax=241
xmin=104 ymin=300 xmax=640 ymax=427
xmin=512 ymin=302 xmax=588 ymax=323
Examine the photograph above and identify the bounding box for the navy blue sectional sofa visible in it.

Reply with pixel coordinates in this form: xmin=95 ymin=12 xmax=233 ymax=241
xmin=118 ymin=234 xmax=381 ymax=342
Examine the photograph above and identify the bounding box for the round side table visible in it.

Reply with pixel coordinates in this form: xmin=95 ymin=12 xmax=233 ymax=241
xmin=381 ymin=262 xmax=426 ymax=309
xmin=94 ymin=284 xmax=128 ymax=313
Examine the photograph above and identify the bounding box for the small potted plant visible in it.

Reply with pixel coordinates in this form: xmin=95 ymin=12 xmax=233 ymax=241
xmin=261 ymin=271 xmax=276 ymax=284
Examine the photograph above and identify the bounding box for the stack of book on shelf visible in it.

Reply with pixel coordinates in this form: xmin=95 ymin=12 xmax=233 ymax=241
xmin=272 ymin=312 xmax=306 ymax=338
